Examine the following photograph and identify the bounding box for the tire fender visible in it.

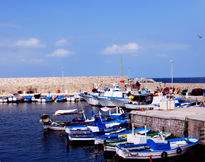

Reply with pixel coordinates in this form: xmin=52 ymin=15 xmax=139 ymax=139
xmin=176 ymin=147 xmax=182 ymax=154
xmin=161 ymin=151 xmax=168 ymax=158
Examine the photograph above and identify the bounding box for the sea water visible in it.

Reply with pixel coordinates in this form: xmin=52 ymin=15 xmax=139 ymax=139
xmin=152 ymin=77 xmax=205 ymax=83
xmin=0 ymin=102 xmax=204 ymax=162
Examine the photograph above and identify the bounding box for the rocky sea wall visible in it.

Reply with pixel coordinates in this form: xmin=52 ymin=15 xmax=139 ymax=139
xmin=0 ymin=76 xmax=128 ymax=95
xmin=0 ymin=76 xmax=204 ymax=95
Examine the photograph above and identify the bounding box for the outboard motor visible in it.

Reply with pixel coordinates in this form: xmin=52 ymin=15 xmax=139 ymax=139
xmin=40 ymin=114 xmax=51 ymax=124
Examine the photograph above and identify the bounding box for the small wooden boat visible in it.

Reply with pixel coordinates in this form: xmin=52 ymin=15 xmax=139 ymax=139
xmin=40 ymin=109 xmax=94 ymax=131
xmin=116 ymin=137 xmax=199 ymax=160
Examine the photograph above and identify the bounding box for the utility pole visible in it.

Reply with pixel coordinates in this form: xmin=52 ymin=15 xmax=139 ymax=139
xmin=170 ymin=60 xmax=174 ymax=93
xmin=61 ymin=67 xmax=64 ymax=93
xmin=121 ymin=56 xmax=123 ymax=76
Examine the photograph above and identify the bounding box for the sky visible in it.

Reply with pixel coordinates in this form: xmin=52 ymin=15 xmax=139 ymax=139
xmin=0 ymin=0 xmax=205 ymax=78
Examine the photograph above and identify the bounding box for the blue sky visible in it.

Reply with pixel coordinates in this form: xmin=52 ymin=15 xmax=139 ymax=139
xmin=0 ymin=0 xmax=205 ymax=78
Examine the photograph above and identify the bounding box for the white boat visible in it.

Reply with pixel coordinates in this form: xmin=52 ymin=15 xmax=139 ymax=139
xmin=96 ymin=96 xmax=115 ymax=107
xmin=37 ymin=96 xmax=54 ymax=103
xmin=125 ymin=103 xmax=156 ymax=110
xmin=116 ymin=137 xmax=199 ymax=160
xmin=124 ymin=93 xmax=163 ymax=110
xmin=66 ymin=95 xmax=76 ymax=102
xmin=81 ymin=94 xmax=101 ymax=106
xmin=96 ymin=86 xmax=129 ymax=107
xmin=0 ymin=97 xmax=8 ymax=103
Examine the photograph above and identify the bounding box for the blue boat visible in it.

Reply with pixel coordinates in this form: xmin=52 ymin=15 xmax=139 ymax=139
xmin=116 ymin=137 xmax=199 ymax=160
xmin=38 ymin=96 xmax=54 ymax=103
xmin=65 ymin=112 xmax=129 ymax=143
xmin=95 ymin=127 xmax=151 ymax=145
xmin=23 ymin=95 xmax=33 ymax=102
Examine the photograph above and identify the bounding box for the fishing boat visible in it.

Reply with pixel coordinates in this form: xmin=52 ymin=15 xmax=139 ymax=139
xmin=66 ymin=95 xmax=77 ymax=102
xmin=40 ymin=109 xmax=94 ymax=131
xmin=104 ymin=130 xmax=172 ymax=152
xmin=96 ymin=86 xmax=129 ymax=107
xmin=116 ymin=137 xmax=199 ymax=160
xmin=124 ymin=91 xmax=155 ymax=110
xmin=95 ymin=127 xmax=151 ymax=145
xmin=23 ymin=95 xmax=33 ymax=102
xmin=65 ymin=111 xmax=128 ymax=143
xmin=7 ymin=94 xmax=23 ymax=103
xmin=81 ymin=94 xmax=101 ymax=106
xmin=55 ymin=95 xmax=67 ymax=102
xmin=81 ymin=85 xmax=130 ymax=107
xmin=80 ymin=88 xmax=103 ymax=106
xmin=37 ymin=96 xmax=54 ymax=103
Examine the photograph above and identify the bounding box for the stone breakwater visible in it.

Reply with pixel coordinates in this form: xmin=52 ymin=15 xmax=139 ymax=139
xmin=0 ymin=76 xmax=128 ymax=95
xmin=0 ymin=76 xmax=205 ymax=95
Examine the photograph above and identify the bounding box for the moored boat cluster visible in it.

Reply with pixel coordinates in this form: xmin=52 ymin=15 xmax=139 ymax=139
xmin=81 ymin=83 xmax=205 ymax=109
xmin=0 ymin=93 xmax=81 ymax=103
xmin=40 ymin=107 xmax=200 ymax=160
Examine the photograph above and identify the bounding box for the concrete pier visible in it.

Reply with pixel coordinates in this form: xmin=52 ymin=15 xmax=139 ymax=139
xmin=130 ymin=107 xmax=205 ymax=145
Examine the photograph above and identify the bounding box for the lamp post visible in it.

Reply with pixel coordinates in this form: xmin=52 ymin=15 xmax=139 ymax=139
xmin=169 ymin=60 xmax=174 ymax=93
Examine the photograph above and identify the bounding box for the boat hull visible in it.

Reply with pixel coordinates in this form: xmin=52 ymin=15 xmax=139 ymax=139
xmin=82 ymin=95 xmax=101 ymax=106
xmin=116 ymin=137 xmax=199 ymax=160
xmin=44 ymin=125 xmax=65 ymax=131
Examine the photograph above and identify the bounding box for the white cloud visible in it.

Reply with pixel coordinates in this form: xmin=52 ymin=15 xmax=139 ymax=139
xmin=48 ymin=48 xmax=73 ymax=57
xmin=56 ymin=39 xmax=68 ymax=46
xmin=14 ymin=38 xmax=45 ymax=48
xmin=103 ymin=42 xmax=139 ymax=55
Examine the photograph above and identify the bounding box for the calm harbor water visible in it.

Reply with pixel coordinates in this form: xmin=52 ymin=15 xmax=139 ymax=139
xmin=0 ymin=102 xmax=205 ymax=162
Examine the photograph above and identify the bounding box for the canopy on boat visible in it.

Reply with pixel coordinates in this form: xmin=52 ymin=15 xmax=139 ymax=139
xmin=54 ymin=109 xmax=83 ymax=116
xmin=101 ymin=107 xmax=112 ymax=112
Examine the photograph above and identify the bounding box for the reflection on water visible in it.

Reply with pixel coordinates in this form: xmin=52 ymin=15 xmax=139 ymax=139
xmin=0 ymin=101 xmax=204 ymax=162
